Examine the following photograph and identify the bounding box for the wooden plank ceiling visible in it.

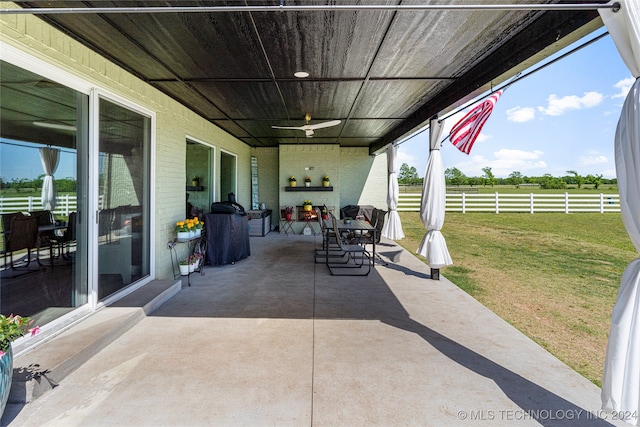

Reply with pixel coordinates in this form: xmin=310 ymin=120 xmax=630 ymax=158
xmin=13 ymin=1 xmax=604 ymax=154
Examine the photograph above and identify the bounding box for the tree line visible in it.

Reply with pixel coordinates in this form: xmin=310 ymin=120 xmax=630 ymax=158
xmin=0 ymin=176 xmax=77 ymax=193
xmin=398 ymin=163 xmax=616 ymax=190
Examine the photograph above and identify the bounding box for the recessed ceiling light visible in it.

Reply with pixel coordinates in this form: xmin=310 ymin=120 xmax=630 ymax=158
xmin=294 ymin=71 xmax=309 ymax=78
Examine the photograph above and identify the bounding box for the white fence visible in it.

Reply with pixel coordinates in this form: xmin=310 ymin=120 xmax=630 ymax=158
xmin=398 ymin=193 xmax=621 ymax=213
xmin=0 ymin=195 xmax=78 ymax=216
xmin=1 ymin=193 xmax=621 ymax=216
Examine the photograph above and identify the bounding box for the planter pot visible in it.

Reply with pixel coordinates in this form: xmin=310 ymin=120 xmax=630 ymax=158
xmin=305 ymin=182 xmax=310 ymax=187
xmin=323 ymin=181 xmax=330 ymax=187
xmin=194 ymin=228 xmax=202 ymax=237
xmin=189 ymin=263 xmax=195 ymax=273
xmin=191 ymin=179 xmax=199 ymax=187
xmin=304 ymin=205 xmax=312 ymax=212
xmin=179 ymin=264 xmax=189 ymax=276
xmin=285 ymin=213 xmax=292 ymax=221
xmin=177 ymin=231 xmax=190 ymax=241
xmin=322 ymin=214 xmax=329 ymax=220
xmin=0 ymin=346 xmax=13 ymax=418
xmin=290 ymin=181 xmax=296 ymax=187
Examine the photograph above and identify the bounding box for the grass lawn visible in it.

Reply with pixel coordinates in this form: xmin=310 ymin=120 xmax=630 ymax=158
xmin=397 ymin=211 xmax=637 ymax=386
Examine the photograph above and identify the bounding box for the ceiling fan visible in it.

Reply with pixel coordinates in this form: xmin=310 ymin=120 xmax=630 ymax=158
xmin=272 ymin=114 xmax=341 ymax=138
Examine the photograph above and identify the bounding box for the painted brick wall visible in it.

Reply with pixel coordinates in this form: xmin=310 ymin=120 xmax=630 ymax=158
xmin=278 ymin=145 xmax=387 ymax=233
xmin=252 ymin=147 xmax=279 ymax=229
xmin=1 ymin=10 xmax=251 ymax=280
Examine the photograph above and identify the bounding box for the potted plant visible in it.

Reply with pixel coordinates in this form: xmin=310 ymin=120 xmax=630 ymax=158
xmin=288 ymin=176 xmax=297 ymax=187
xmin=178 ymin=258 xmax=190 ymax=276
xmin=303 ymin=199 xmax=313 ymax=211
xmin=322 ymin=175 xmax=330 ymax=187
xmin=193 ymin=218 xmax=203 ymax=237
xmin=0 ymin=314 xmax=39 ymax=417
xmin=175 ymin=220 xmax=190 ymax=241
xmin=283 ymin=206 xmax=294 ymax=221
xmin=191 ymin=176 xmax=199 ymax=187
xmin=305 ymin=176 xmax=312 ymax=187
xmin=321 ymin=206 xmax=329 ymax=220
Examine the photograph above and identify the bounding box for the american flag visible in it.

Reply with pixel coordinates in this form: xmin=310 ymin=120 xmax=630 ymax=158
xmin=449 ymin=90 xmax=502 ymax=154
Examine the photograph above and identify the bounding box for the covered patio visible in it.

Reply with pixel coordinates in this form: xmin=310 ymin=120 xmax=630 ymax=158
xmin=2 ymin=234 xmax=624 ymax=426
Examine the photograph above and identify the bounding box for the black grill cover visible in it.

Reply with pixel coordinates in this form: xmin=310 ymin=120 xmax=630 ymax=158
xmin=204 ymin=212 xmax=250 ymax=266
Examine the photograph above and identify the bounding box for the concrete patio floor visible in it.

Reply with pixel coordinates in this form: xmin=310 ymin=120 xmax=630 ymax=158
xmin=1 ymin=232 xmax=625 ymax=426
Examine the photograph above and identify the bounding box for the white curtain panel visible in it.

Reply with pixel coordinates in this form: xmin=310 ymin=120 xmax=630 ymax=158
xmin=416 ymin=118 xmax=452 ymax=268
xmin=39 ymin=147 xmax=60 ymax=211
xmin=381 ymin=144 xmax=405 ymax=240
xmin=599 ymin=1 xmax=640 ymax=424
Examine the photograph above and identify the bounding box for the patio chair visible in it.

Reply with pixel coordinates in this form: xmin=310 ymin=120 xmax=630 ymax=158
xmin=349 ymin=208 xmax=388 ymax=266
xmin=325 ymin=216 xmax=371 ymax=276
xmin=314 ymin=208 xmax=342 ymax=263
xmin=5 ymin=215 xmax=39 ymax=269
xmin=61 ymin=212 xmax=77 ymax=259
xmin=29 ymin=210 xmax=58 ymax=265
xmin=279 ymin=208 xmax=295 ymax=235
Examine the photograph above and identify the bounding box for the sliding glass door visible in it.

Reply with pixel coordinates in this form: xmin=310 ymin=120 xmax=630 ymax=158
xmin=0 ymin=61 xmax=89 ymax=325
xmin=97 ymin=97 xmax=151 ymax=300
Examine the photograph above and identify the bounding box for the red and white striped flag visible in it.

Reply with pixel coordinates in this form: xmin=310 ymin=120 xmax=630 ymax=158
xmin=449 ymin=90 xmax=502 ymax=154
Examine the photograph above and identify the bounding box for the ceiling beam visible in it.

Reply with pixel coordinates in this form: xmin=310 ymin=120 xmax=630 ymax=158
xmin=3 ymin=2 xmax=620 ymax=15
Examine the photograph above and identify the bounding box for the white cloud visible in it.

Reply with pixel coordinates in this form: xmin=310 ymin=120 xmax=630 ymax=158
xmin=396 ymin=148 xmax=417 ymax=168
xmin=579 ymin=154 xmax=608 ymax=166
xmin=506 ymin=106 xmax=536 ymax=123
xmin=612 ymin=77 xmax=635 ymax=99
xmin=538 ymin=91 xmax=604 ymax=116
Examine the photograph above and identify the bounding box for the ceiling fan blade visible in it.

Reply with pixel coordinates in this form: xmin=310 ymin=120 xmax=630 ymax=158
xmin=271 ymin=125 xmax=305 ymax=130
xmin=306 ymin=120 xmax=341 ymax=130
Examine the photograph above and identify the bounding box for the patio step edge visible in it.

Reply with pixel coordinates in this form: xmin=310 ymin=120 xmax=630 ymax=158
xmin=8 ymin=279 xmax=182 ymax=404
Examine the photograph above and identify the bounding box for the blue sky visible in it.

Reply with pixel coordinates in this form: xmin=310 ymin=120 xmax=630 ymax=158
xmin=0 ymin=140 xmax=77 ymax=182
xmin=397 ymin=28 xmax=632 ymax=179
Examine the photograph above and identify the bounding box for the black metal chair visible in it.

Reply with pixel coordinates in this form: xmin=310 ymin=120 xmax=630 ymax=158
xmin=60 ymin=212 xmax=77 ymax=259
xmin=29 ymin=210 xmax=58 ymax=265
xmin=349 ymin=208 xmax=388 ymax=266
xmin=325 ymin=216 xmax=371 ymax=276
xmin=4 ymin=215 xmax=38 ymax=269
xmin=314 ymin=208 xmax=342 ymax=263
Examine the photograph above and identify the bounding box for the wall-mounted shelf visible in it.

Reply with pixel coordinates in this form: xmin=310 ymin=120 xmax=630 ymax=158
xmin=187 ymin=186 xmax=204 ymax=191
xmin=285 ymin=186 xmax=333 ymax=192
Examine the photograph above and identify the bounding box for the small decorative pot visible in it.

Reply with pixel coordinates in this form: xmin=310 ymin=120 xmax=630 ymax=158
xmin=290 ymin=181 xmax=296 ymax=187
xmin=323 ymin=181 xmax=330 ymax=187
xmin=285 ymin=213 xmax=292 ymax=221
xmin=0 ymin=345 xmax=13 ymax=419
xmin=177 ymin=231 xmax=190 ymax=241
xmin=192 ymin=178 xmax=199 ymax=186
xmin=189 ymin=262 xmax=195 ymax=273
xmin=304 ymin=204 xmax=312 ymax=212
xmin=305 ymin=182 xmax=310 ymax=187
xmin=195 ymin=228 xmax=202 ymax=237
xmin=179 ymin=264 xmax=189 ymax=276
